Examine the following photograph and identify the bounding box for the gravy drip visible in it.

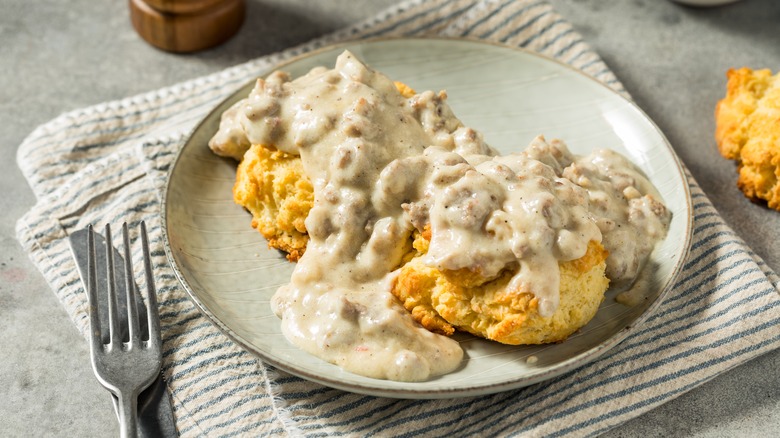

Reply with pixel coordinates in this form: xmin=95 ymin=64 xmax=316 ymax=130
xmin=209 ymin=51 xmax=670 ymax=381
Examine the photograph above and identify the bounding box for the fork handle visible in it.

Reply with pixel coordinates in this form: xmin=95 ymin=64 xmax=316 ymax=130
xmin=116 ymin=391 xmax=139 ymax=438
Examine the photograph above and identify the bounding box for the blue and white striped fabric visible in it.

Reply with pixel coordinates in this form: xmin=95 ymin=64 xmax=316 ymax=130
xmin=15 ymin=0 xmax=780 ymax=436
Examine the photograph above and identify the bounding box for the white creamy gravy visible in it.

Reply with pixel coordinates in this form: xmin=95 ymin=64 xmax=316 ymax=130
xmin=209 ymin=51 xmax=671 ymax=382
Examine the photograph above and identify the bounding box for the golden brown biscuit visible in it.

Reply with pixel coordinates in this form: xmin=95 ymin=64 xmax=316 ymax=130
xmin=233 ymin=144 xmax=313 ymax=261
xmin=392 ymin=239 xmax=610 ymax=344
xmin=715 ymin=67 xmax=780 ymax=210
xmin=231 ymin=82 xmax=418 ymax=260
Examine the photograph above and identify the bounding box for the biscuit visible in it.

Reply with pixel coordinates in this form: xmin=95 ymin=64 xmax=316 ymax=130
xmin=233 ymin=144 xmax=313 ymax=261
xmin=391 ymin=239 xmax=610 ymax=344
xmin=715 ymin=67 xmax=780 ymax=210
xmin=231 ymin=82 xmax=418 ymax=260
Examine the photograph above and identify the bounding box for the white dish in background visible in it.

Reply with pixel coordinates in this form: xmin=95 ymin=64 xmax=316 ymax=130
xmin=162 ymin=38 xmax=692 ymax=399
xmin=669 ymin=0 xmax=742 ymax=6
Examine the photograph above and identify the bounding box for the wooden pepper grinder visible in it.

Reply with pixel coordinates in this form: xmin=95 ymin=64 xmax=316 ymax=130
xmin=129 ymin=0 xmax=245 ymax=53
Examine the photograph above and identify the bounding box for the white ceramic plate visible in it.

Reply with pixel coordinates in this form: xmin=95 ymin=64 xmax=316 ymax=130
xmin=162 ymin=38 xmax=692 ymax=399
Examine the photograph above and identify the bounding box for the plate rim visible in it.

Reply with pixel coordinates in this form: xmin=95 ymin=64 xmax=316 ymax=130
xmin=160 ymin=36 xmax=694 ymax=399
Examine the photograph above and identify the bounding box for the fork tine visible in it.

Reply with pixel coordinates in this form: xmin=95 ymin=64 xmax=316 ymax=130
xmin=105 ymin=224 xmax=122 ymax=348
xmin=140 ymin=221 xmax=161 ymax=349
xmin=86 ymin=225 xmax=103 ymax=352
xmin=122 ymin=222 xmax=141 ymax=346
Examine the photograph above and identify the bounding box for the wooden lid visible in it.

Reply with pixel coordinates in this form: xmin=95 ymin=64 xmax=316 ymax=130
xmin=129 ymin=0 xmax=245 ymax=53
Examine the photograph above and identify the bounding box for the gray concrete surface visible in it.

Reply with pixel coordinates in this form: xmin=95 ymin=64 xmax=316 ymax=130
xmin=2 ymin=0 xmax=778 ymax=436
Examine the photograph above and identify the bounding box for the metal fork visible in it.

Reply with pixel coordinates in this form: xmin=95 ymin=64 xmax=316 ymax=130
xmin=86 ymin=222 xmax=162 ymax=438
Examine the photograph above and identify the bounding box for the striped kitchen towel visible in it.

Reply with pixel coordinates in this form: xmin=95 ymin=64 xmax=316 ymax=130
xmin=15 ymin=0 xmax=780 ymax=436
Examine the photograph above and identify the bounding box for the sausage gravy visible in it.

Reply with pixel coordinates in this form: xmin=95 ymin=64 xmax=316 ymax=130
xmin=209 ymin=51 xmax=671 ymax=381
